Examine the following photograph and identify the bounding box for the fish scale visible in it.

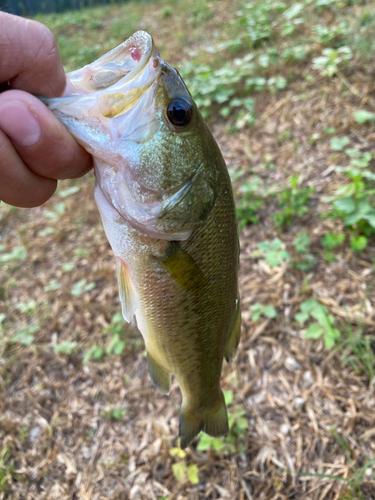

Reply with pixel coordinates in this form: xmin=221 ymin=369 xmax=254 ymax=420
xmin=42 ymin=31 xmax=241 ymax=448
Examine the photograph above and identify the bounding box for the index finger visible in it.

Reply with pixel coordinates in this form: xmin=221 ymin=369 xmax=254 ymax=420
xmin=0 ymin=12 xmax=67 ymax=97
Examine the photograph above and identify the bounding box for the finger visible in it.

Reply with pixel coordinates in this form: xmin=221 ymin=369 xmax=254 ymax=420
xmin=0 ymin=12 xmax=67 ymax=97
xmin=0 ymin=129 xmax=57 ymax=207
xmin=0 ymin=90 xmax=92 ymax=180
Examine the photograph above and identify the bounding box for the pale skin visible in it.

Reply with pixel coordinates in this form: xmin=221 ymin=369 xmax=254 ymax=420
xmin=0 ymin=12 xmax=92 ymax=208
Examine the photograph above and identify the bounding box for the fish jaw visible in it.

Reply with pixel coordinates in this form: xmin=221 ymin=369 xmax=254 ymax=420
xmin=67 ymin=31 xmax=157 ymax=93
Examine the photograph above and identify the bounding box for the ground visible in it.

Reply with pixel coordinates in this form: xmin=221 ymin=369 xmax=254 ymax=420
xmin=1 ymin=0 xmax=375 ymax=499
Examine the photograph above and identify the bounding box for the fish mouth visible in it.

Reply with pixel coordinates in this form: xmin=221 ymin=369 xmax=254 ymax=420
xmin=41 ymin=31 xmax=162 ymax=124
xmin=67 ymin=31 xmax=159 ymax=94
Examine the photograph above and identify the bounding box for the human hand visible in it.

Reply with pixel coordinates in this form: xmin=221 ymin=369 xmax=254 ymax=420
xmin=0 ymin=12 xmax=92 ymax=207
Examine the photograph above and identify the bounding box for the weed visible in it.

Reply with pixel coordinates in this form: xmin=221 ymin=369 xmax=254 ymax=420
xmin=350 ymin=235 xmax=367 ymax=253
xmin=45 ymin=202 xmax=65 ymax=221
xmin=325 ymin=148 xmax=375 ymax=249
xmin=295 ymin=299 xmax=340 ymax=349
xmin=83 ymin=345 xmax=104 ymax=363
xmin=250 ymin=303 xmax=277 ymax=321
xmin=353 ymin=110 xmax=375 ymax=125
xmin=321 ymin=232 xmax=345 ymax=262
xmin=256 ymin=238 xmax=290 ymax=267
xmin=236 ymin=176 xmax=265 ymax=228
xmin=83 ymin=313 xmax=127 ymax=362
xmin=54 ymin=340 xmax=79 ymax=355
xmin=0 ymin=446 xmax=14 ymax=495
xmin=312 ymin=46 xmax=352 ymax=77
xmin=196 ymin=390 xmax=248 ymax=455
xmin=169 ymin=445 xmax=199 ymax=484
xmin=11 ymin=324 xmax=40 ymax=346
xmin=71 ymin=278 xmax=96 ymax=297
xmin=103 ymin=407 xmax=126 ymax=421
xmin=274 ymin=176 xmax=313 ymax=228
xmin=313 ymin=23 xmax=348 ymax=47
xmin=292 ymin=233 xmax=317 ymax=271
xmin=339 ymin=321 xmax=375 ymax=382
xmin=16 ymin=299 xmax=37 ymax=315
xmin=331 ymin=429 xmax=375 ymax=499
xmin=330 ymin=136 xmax=350 ymax=151
xmin=0 ymin=246 xmax=27 ymax=265
xmin=43 ymin=279 xmax=62 ymax=292
xmin=104 ymin=312 xmax=126 ymax=356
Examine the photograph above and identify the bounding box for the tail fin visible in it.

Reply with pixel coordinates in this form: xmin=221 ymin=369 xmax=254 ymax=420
xmin=179 ymin=392 xmax=229 ymax=449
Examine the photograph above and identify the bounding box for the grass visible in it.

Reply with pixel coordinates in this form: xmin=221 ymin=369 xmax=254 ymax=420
xmin=1 ymin=0 xmax=375 ymax=498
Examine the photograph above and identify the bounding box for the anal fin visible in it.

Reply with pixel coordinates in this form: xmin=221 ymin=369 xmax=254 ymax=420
xmin=224 ymin=295 xmax=241 ymax=363
xmin=147 ymin=351 xmax=171 ymax=394
xmin=116 ymin=257 xmax=137 ymax=322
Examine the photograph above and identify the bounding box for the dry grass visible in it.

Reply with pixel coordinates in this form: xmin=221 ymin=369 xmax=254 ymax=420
xmin=1 ymin=0 xmax=375 ymax=498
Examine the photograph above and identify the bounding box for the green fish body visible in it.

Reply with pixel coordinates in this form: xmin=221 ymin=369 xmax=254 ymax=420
xmin=43 ymin=31 xmax=240 ymax=448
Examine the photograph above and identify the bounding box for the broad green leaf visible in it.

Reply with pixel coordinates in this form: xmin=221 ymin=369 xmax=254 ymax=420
xmin=170 ymin=446 xmax=186 ymax=459
xmin=324 ymin=328 xmax=340 ymax=349
xmin=172 ymin=462 xmax=186 ymax=483
xmin=237 ymin=417 xmax=248 ymax=430
xmin=196 ymin=433 xmax=213 ymax=451
xmin=344 ymin=212 xmax=364 ymax=226
xmin=350 ymin=236 xmax=367 ymax=252
xmin=54 ymin=341 xmax=78 ymax=355
xmin=224 ymin=390 xmax=233 ymax=406
xmin=305 ymin=324 xmax=323 ymax=339
xmin=0 ymin=246 xmax=27 ymax=263
xmin=330 ymin=136 xmax=350 ymax=151
xmin=353 ymin=110 xmax=375 ymax=124
xmin=333 ymin=197 xmax=355 ymax=213
xmin=212 ymin=437 xmax=225 ymax=452
xmin=283 ymin=3 xmax=303 ymax=19
xmin=363 ymin=214 xmax=375 ymax=228
xmin=300 ymin=299 xmax=320 ymax=313
xmin=187 ymin=464 xmax=199 ymax=485
xmin=295 ymin=312 xmax=309 ymax=324
xmin=263 ymin=305 xmax=277 ymax=318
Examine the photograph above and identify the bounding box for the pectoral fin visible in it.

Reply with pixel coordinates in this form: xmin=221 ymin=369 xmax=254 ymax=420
xmin=155 ymin=243 xmax=206 ymax=292
xmin=116 ymin=258 xmax=137 ymax=322
xmin=147 ymin=351 xmax=171 ymax=394
xmin=224 ymin=296 xmax=241 ymax=363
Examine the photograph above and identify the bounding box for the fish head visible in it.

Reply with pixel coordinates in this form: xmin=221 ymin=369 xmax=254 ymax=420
xmin=43 ymin=32 xmax=221 ymax=240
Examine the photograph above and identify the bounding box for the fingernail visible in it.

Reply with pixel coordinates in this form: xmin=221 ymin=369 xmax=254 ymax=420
xmin=0 ymin=101 xmax=41 ymax=146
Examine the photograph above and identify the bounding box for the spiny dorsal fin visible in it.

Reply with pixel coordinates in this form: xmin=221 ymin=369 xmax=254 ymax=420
xmin=155 ymin=243 xmax=206 ymax=292
xmin=116 ymin=257 xmax=137 ymax=322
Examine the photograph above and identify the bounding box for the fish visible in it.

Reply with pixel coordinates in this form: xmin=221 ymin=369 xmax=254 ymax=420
xmin=42 ymin=31 xmax=241 ymax=449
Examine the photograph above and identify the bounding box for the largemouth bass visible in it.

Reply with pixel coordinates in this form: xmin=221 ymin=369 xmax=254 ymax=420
xmin=43 ymin=31 xmax=240 ymax=449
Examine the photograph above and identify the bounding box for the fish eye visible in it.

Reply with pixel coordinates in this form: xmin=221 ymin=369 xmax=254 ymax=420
xmin=167 ymin=98 xmax=193 ymax=127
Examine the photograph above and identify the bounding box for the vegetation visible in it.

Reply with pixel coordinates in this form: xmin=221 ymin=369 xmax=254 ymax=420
xmin=1 ymin=0 xmax=375 ymax=498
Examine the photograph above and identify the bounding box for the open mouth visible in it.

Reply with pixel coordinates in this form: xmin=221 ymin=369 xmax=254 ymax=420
xmin=67 ymin=31 xmax=159 ymax=94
